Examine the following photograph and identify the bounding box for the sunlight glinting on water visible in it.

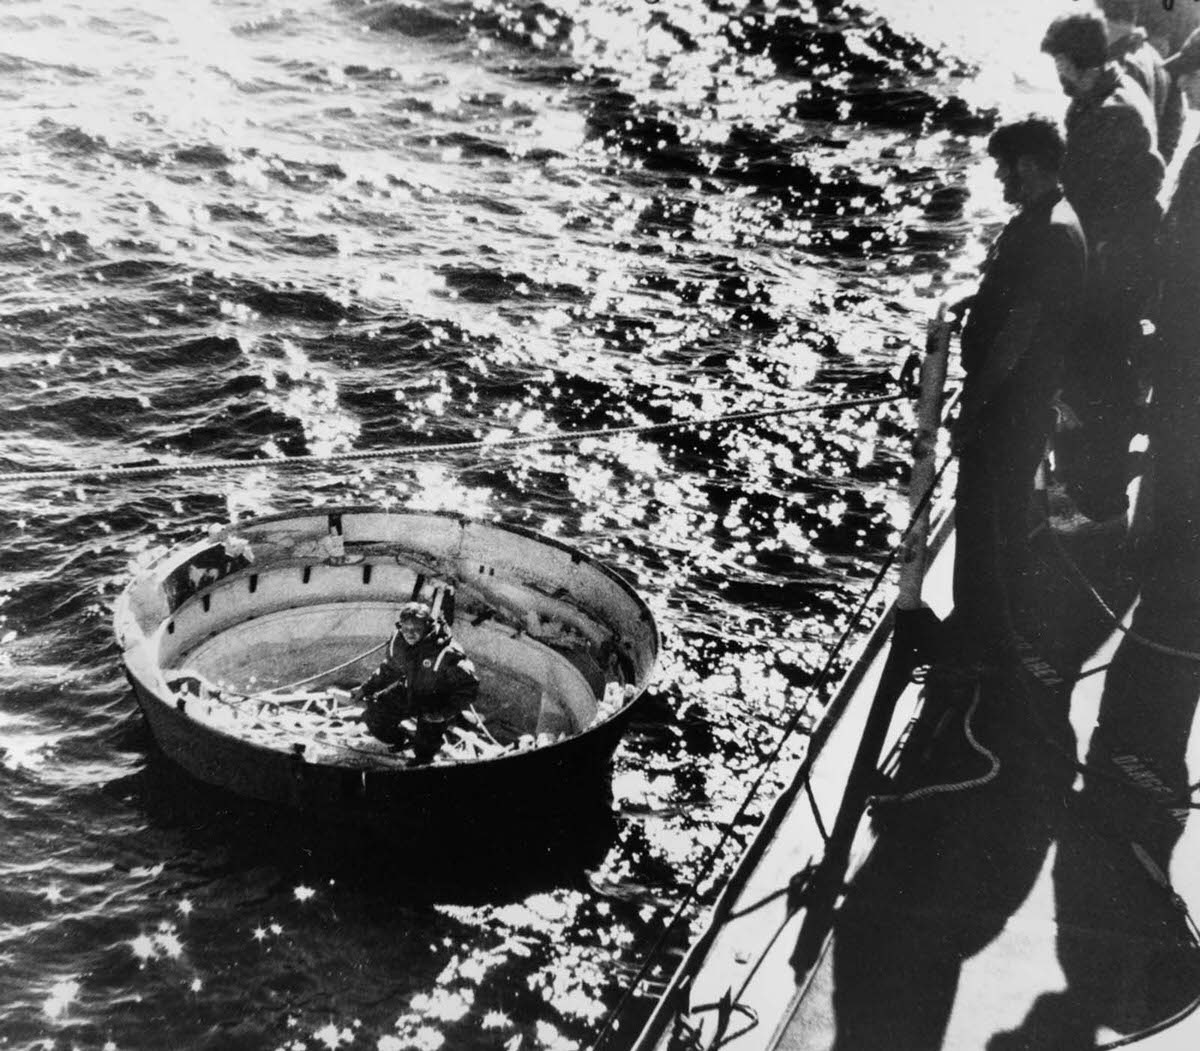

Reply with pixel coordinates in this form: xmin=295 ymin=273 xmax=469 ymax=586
xmin=0 ymin=0 xmax=1114 ymax=1046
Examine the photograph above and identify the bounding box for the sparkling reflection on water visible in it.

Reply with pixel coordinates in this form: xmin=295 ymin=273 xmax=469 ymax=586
xmin=0 ymin=1 xmax=1065 ymax=1048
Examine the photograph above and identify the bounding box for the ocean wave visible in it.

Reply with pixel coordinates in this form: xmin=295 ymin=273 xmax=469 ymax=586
xmin=0 ymin=51 xmax=95 ymax=79
xmin=437 ymin=129 xmax=514 ymax=160
xmin=240 ymin=286 xmax=351 ymax=323
xmin=0 ymin=234 xmax=51 ymax=267
xmin=136 ymin=335 xmax=245 ymax=370
xmin=273 ymin=231 xmax=341 ymax=258
xmin=737 ymin=5 xmax=971 ymax=79
xmin=0 ymin=0 xmax=1041 ymax=1046
xmin=356 ymin=1 xmax=471 ymax=40
xmin=92 ymin=258 xmax=176 ymax=284
xmin=172 ymin=143 xmax=233 ymax=168
xmin=29 ymin=119 xmax=106 ymax=156
xmin=786 ymin=83 xmax=996 ymax=133
xmin=229 ymin=10 xmax=301 ymax=38
xmin=468 ymin=0 xmax=575 ymax=52
xmin=439 ymin=263 xmax=530 ymax=302
xmin=146 ymin=387 xmax=302 ymax=456
xmin=4 ymin=394 xmax=161 ymax=442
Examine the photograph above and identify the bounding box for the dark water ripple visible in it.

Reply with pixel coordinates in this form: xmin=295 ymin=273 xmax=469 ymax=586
xmin=0 ymin=0 xmax=1059 ymax=1047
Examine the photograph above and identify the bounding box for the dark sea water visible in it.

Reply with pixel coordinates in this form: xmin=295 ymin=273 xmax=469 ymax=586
xmin=0 ymin=1 xmax=1063 ymax=1049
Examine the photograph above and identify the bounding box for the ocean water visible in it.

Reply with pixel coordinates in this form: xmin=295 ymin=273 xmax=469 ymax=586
xmin=0 ymin=1 xmax=1067 ymax=1049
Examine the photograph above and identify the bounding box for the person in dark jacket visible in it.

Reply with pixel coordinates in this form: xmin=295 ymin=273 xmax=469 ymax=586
xmin=1042 ymin=12 xmax=1164 ymax=521
xmin=942 ymin=117 xmax=1087 ymax=665
xmin=353 ymin=600 xmax=479 ymax=761
xmin=1164 ymin=24 xmax=1200 ymax=82
xmin=1145 ymin=114 xmax=1200 ymax=596
xmin=1100 ymin=0 xmax=1184 ymax=163
xmin=1140 ymin=0 xmax=1200 ymax=70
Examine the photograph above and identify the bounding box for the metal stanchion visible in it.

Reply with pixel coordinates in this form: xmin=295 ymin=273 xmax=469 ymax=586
xmin=788 ymin=304 xmax=952 ymax=978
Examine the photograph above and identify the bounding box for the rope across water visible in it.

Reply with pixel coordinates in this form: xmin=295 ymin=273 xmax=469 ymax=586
xmin=0 ymin=393 xmax=904 ymax=485
xmin=17 ymin=380 xmax=916 ymax=1041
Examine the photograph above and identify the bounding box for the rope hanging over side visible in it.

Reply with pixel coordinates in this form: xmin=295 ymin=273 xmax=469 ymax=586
xmin=0 ymin=393 xmax=905 ymax=486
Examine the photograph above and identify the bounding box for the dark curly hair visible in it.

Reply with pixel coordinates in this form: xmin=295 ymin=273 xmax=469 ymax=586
xmin=1041 ymin=12 xmax=1109 ymax=70
xmin=987 ymin=116 xmax=1067 ymax=175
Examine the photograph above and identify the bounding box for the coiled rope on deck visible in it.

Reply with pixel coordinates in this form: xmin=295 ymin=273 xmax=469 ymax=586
xmin=869 ymin=683 xmax=1000 ymax=806
xmin=0 ymin=393 xmax=905 ymax=485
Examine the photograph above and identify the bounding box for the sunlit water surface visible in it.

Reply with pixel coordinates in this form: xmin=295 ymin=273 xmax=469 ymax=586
xmin=0 ymin=1 xmax=1070 ymax=1048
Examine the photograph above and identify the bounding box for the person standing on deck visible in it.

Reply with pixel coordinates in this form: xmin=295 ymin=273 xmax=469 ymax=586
xmin=1041 ymin=12 xmax=1164 ymax=522
xmin=352 ymin=600 xmax=479 ymax=762
xmin=1139 ymin=0 xmax=1200 ymax=88
xmin=1145 ymin=91 xmax=1200 ymax=597
xmin=942 ymin=118 xmax=1087 ymax=667
xmin=1099 ymin=0 xmax=1185 ymax=163
xmin=1164 ymin=25 xmax=1200 ymax=84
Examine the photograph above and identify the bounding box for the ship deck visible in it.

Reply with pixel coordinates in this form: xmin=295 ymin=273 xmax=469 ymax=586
xmin=634 ymin=506 xmax=1200 ymax=1051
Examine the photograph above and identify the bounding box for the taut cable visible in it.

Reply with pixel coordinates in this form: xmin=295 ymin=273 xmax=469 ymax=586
xmin=0 ymin=394 xmax=904 ymax=485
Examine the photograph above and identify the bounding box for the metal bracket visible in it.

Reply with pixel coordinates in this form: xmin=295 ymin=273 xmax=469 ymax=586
xmin=672 ymin=989 xmax=759 ymax=1051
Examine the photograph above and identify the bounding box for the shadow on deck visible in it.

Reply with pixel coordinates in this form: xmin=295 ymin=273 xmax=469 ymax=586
xmin=786 ymin=521 xmax=1200 ymax=1050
